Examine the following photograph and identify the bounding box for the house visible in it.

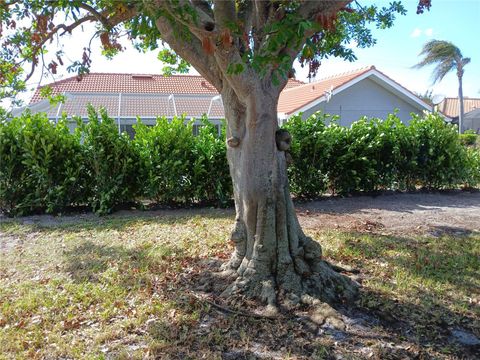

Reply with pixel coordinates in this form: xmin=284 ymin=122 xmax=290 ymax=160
xmin=437 ymin=97 xmax=480 ymax=133
xmin=19 ymin=74 xmax=238 ymax=136
xmin=278 ymin=66 xmax=437 ymax=126
xmin=464 ymin=108 xmax=480 ymax=134
xmin=17 ymin=73 xmax=303 ymax=136
xmin=16 ymin=66 xmax=437 ymax=135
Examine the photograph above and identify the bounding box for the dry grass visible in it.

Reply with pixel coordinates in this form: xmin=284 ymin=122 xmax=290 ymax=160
xmin=0 ymin=209 xmax=479 ymax=359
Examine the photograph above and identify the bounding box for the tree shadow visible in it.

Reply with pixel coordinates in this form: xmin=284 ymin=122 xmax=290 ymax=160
xmin=326 ymin=230 xmax=480 ymax=354
xmin=4 ymin=207 xmax=234 ymax=234
xmin=60 ymin=233 xmax=479 ymax=359
xmin=341 ymin=231 xmax=479 ymax=293
xmin=429 ymin=225 xmax=475 ymax=237
xmin=175 ymin=267 xmax=480 ymax=359
xmin=62 ymin=240 xmax=177 ymax=286
xmin=348 ymin=288 xmax=480 ymax=359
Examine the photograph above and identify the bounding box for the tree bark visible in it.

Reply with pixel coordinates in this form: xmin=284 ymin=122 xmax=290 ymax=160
xmin=220 ymin=85 xmax=358 ymax=310
xmin=458 ymin=74 xmax=464 ymax=134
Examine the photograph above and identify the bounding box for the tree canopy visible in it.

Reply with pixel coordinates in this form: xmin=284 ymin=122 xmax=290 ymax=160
xmin=0 ymin=0 xmax=434 ymax=309
xmin=1 ymin=0 xmax=431 ymax=106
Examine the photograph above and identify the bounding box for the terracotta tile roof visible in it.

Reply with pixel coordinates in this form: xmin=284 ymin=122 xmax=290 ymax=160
xmin=278 ymin=66 xmax=373 ymax=114
xmin=41 ymin=93 xmax=226 ymax=119
xmin=30 ymin=67 xmax=432 ymax=120
xmin=30 ymin=73 xmax=218 ymax=104
xmin=30 ymin=73 xmax=304 ymax=104
xmin=437 ymin=98 xmax=480 ymax=118
xmin=284 ymin=78 xmax=305 ymax=89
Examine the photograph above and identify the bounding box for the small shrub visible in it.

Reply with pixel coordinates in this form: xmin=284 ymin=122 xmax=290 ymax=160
xmin=283 ymin=111 xmax=475 ymax=196
xmin=134 ymin=116 xmax=195 ymax=204
xmin=0 ymin=112 xmax=87 ymax=216
xmin=284 ymin=112 xmax=331 ymax=197
xmin=462 ymin=148 xmax=480 ymax=188
xmin=409 ymin=113 xmax=466 ymax=189
xmin=323 ymin=116 xmax=397 ymax=195
xmin=390 ymin=119 xmax=418 ymax=191
xmin=191 ymin=117 xmax=232 ymax=205
xmin=81 ymin=106 xmax=140 ymax=215
xmin=459 ymin=130 xmax=477 ymax=147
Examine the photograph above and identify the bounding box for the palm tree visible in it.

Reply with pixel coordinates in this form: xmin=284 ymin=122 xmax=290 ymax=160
xmin=414 ymin=40 xmax=470 ymax=133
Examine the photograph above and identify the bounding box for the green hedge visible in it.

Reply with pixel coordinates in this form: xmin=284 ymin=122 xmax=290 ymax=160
xmin=459 ymin=130 xmax=478 ymax=147
xmin=190 ymin=118 xmax=231 ymax=206
xmin=0 ymin=112 xmax=87 ymax=215
xmin=284 ymin=112 xmax=480 ymax=197
xmin=0 ymin=107 xmax=232 ymax=216
xmin=134 ymin=116 xmax=196 ymax=204
xmin=81 ymin=107 xmax=141 ymax=215
xmin=133 ymin=115 xmax=231 ymax=206
xmin=1 ymin=109 xmax=479 ymax=216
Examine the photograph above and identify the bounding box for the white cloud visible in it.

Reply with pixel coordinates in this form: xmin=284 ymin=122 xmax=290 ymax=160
xmin=411 ymin=28 xmax=422 ymax=38
xmin=411 ymin=28 xmax=434 ymax=38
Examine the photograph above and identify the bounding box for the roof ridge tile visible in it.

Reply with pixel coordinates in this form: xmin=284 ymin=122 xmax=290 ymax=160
xmin=315 ymin=65 xmax=373 ymax=81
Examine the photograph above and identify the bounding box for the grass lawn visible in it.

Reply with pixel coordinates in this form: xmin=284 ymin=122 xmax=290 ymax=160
xmin=0 ymin=209 xmax=479 ymax=359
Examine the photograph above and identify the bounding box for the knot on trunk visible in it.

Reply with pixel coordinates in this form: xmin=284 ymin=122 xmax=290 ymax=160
xmin=276 ymin=129 xmax=291 ymax=151
xmin=302 ymin=236 xmax=323 ymax=261
xmin=227 ymin=136 xmax=240 ymax=147
xmin=285 ymin=152 xmax=293 ymax=167
xmin=230 ymin=219 xmax=246 ymax=244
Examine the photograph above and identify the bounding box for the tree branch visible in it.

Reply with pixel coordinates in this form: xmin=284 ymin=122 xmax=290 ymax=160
xmin=23 ymin=3 xmax=138 ymax=82
xmin=298 ymin=0 xmax=352 ymax=19
xmin=254 ymin=0 xmax=270 ymax=31
xmin=24 ymin=15 xmax=96 ymax=81
xmin=57 ymin=15 xmax=97 ymax=36
xmin=154 ymin=16 xmax=223 ymax=91
xmin=160 ymin=0 xmax=216 ymax=36
xmin=192 ymin=0 xmax=214 ymax=19
xmin=76 ymin=3 xmax=110 ymax=29
xmin=213 ymin=0 xmax=236 ymax=28
xmin=159 ymin=1 xmax=253 ymax=100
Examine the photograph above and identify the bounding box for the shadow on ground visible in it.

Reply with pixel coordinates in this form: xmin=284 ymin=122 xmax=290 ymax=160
xmin=0 ymin=207 xmax=234 ymax=234
xmin=59 ymin=228 xmax=480 ymax=359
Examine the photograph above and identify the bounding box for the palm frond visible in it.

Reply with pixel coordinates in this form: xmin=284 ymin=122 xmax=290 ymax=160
xmin=431 ymin=60 xmax=455 ymax=83
xmin=413 ymin=39 xmax=469 ymax=84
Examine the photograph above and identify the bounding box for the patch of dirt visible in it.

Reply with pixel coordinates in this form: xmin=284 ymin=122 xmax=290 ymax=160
xmin=2 ymin=191 xmax=480 ymax=237
xmin=2 ymin=191 xmax=479 ymax=253
xmin=297 ymin=191 xmax=480 ymax=237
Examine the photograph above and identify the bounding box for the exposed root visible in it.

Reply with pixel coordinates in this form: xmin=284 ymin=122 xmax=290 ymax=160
xmin=187 ymin=291 xmax=278 ymax=320
xmin=328 ymin=262 xmax=360 ymax=274
xmin=218 ymin=194 xmax=360 ymax=314
xmin=220 ymin=245 xmax=359 ymax=311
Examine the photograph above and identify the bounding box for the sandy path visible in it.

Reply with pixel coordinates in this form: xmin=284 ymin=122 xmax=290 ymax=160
xmin=297 ymin=191 xmax=480 ymax=236
xmin=1 ymin=191 xmax=479 ymax=238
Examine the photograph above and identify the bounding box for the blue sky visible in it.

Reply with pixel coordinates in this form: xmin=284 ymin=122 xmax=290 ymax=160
xmin=295 ymin=0 xmax=479 ymax=99
xmin=20 ymin=0 xmax=479 ymax=103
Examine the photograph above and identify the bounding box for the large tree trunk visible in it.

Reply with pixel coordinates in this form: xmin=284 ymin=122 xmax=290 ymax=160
xmin=219 ymin=85 xmax=358 ymax=311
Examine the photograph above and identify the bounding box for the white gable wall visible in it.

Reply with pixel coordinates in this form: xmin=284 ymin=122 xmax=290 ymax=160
xmin=299 ymin=78 xmax=424 ymax=126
